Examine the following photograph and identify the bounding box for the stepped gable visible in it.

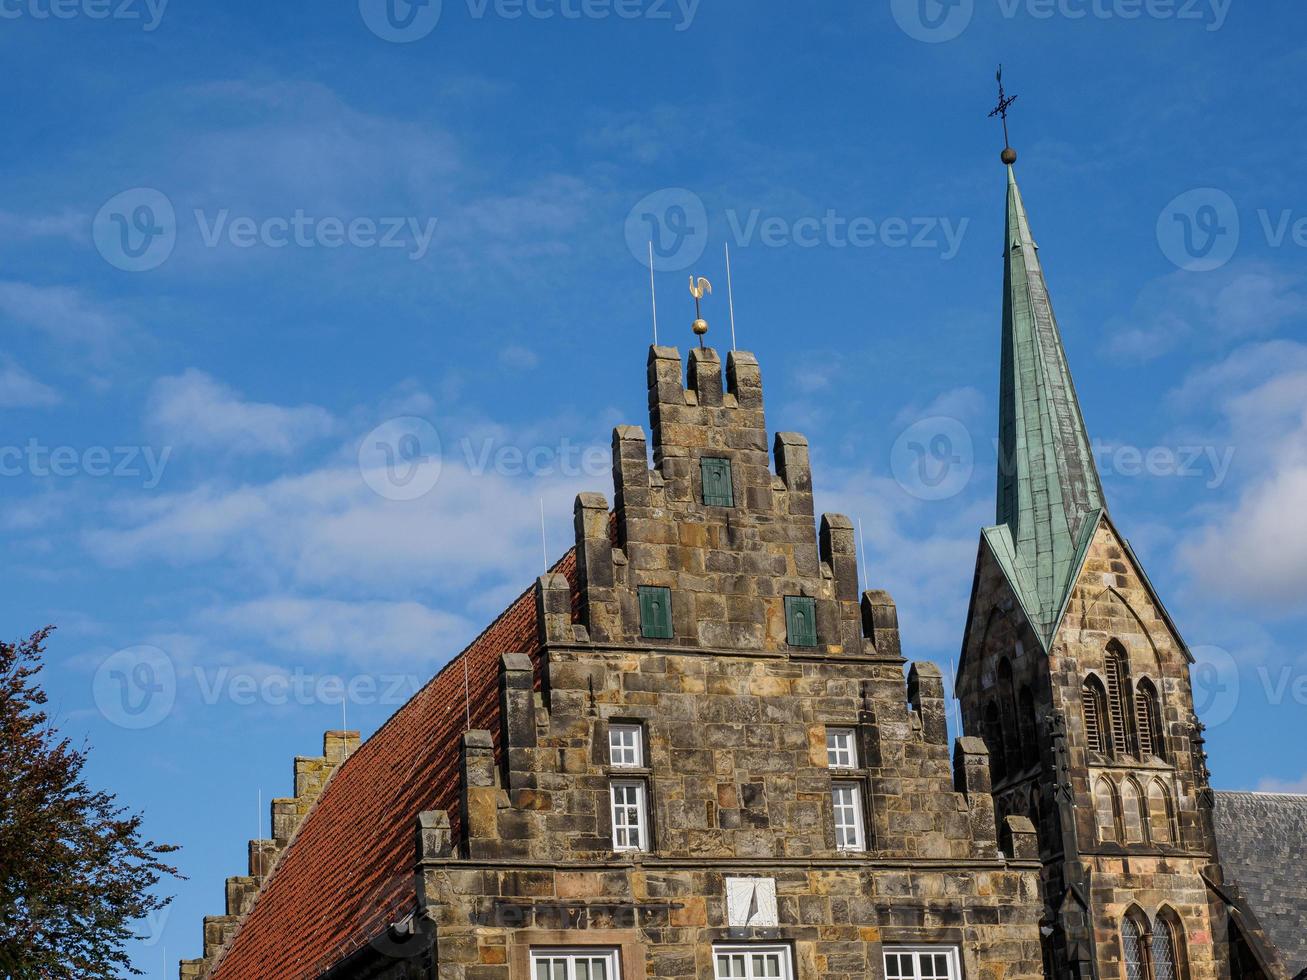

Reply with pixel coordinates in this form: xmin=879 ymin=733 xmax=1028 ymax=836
xmin=197 ymin=551 xmax=577 ymax=980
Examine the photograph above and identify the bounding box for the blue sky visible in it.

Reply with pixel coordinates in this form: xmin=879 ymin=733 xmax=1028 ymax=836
xmin=2 ymin=0 xmax=1305 ymax=973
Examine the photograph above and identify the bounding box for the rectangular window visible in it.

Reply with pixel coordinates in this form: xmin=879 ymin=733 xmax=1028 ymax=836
xmin=883 ymin=947 xmax=962 ymax=980
xmin=713 ymin=946 xmax=793 ymax=980
xmin=701 ymin=456 xmax=734 ymax=507
xmin=638 ymin=586 xmax=673 ymax=639
xmin=784 ymin=596 xmax=817 ymax=647
xmin=831 ymin=782 xmax=865 ymax=851
xmin=531 ymin=948 xmax=621 ymax=980
xmin=610 ymin=780 xmax=648 ymax=851
xmin=608 ymin=724 xmax=644 ymax=768
xmin=826 ymin=728 xmax=858 ymax=769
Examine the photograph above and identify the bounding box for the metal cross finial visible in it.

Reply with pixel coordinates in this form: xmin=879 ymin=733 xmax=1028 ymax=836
xmin=988 ymin=65 xmax=1019 ymax=164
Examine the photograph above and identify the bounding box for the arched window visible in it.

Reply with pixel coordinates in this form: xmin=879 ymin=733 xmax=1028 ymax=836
xmin=1018 ymin=685 xmax=1039 ymax=770
xmin=1121 ymin=779 xmax=1145 ymax=844
xmin=1122 ymin=913 xmax=1147 ymax=980
xmin=1135 ymin=679 xmax=1164 ymax=760
xmin=1105 ymin=642 xmax=1134 ymax=756
xmin=984 ymin=701 xmax=1007 ymax=783
xmin=1147 ymin=780 xmax=1175 ymax=845
xmin=1153 ymin=909 xmax=1185 ymax=980
xmin=998 ymin=659 xmax=1020 ymax=776
xmin=1082 ymin=675 xmax=1111 ymax=756
xmin=1095 ymin=778 xmax=1120 ymax=843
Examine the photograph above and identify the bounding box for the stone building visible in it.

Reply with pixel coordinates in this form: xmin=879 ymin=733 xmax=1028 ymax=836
xmin=178 ymin=161 xmax=1305 ymax=980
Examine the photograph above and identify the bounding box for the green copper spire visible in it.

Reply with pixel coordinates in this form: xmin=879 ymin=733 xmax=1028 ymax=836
xmin=985 ymin=163 xmax=1106 ymax=649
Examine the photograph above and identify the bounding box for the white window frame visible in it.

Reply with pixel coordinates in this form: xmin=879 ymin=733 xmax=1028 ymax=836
xmin=530 ymin=948 xmax=622 ymax=980
xmin=609 ymin=779 xmax=648 ymax=852
xmin=883 ymin=945 xmax=963 ymax=980
xmin=826 ymin=727 xmax=858 ymax=769
xmin=609 ymin=723 xmax=644 ymax=768
xmin=712 ymin=944 xmax=794 ymax=980
xmin=831 ymin=781 xmax=866 ymax=852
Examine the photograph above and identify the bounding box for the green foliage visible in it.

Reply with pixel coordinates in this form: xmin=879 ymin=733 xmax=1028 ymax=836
xmin=0 ymin=628 xmax=181 ymax=978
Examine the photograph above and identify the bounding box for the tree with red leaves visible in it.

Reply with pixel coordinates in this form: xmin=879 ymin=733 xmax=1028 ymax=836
xmin=0 ymin=627 xmax=181 ymax=978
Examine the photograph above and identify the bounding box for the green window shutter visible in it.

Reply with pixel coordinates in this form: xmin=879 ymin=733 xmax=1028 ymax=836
xmin=784 ymin=596 xmax=818 ymax=647
xmin=700 ymin=457 xmax=734 ymax=507
xmin=638 ymin=586 xmax=673 ymax=639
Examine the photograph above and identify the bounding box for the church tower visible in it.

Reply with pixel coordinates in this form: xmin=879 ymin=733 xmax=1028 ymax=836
xmin=956 ymin=155 xmax=1242 ymax=980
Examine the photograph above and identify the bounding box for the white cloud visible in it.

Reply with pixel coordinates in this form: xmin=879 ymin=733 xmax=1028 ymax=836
xmin=0 ymin=209 xmax=85 ymax=242
xmin=1176 ymin=341 xmax=1307 ymax=611
xmin=147 ymin=369 xmax=335 ymax=455
xmin=204 ymin=596 xmax=475 ymax=665
xmin=0 ymin=281 xmax=125 ymax=356
xmin=0 ymin=357 xmax=59 ymax=407
xmin=500 ymin=345 xmax=540 ymax=371
xmin=84 ymin=439 xmax=594 ymax=599
xmin=1105 ymin=264 xmax=1307 ymax=362
xmin=1254 ymin=773 xmax=1307 ymax=794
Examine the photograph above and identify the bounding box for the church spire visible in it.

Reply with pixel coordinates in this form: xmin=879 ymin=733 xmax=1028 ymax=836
xmin=991 ymin=160 xmax=1106 ymax=646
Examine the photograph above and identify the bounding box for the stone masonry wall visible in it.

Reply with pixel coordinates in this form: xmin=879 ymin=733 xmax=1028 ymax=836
xmin=408 ymin=347 xmax=1046 ymax=980
xmin=960 ymin=517 xmax=1231 ymax=980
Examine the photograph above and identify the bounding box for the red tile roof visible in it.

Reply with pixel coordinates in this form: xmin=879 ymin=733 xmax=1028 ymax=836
xmin=207 ymin=552 xmax=576 ymax=980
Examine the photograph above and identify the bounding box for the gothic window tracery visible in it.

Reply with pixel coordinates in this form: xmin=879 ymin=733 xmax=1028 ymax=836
xmin=1121 ymin=779 xmax=1145 ymax=844
xmin=1146 ymin=780 xmax=1175 ymax=845
xmin=1095 ymin=777 xmax=1120 ymax=843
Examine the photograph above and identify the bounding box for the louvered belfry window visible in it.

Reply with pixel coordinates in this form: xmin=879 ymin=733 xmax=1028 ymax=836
xmin=1104 ymin=645 xmax=1131 ymax=757
xmin=1135 ymin=691 xmax=1155 ymax=758
xmin=1082 ymin=677 xmax=1110 ymax=756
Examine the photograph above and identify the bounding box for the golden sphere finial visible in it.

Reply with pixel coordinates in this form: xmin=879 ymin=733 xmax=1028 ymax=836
xmin=688 ymin=276 xmax=712 ymax=346
xmin=1001 ymin=146 xmax=1018 ymax=165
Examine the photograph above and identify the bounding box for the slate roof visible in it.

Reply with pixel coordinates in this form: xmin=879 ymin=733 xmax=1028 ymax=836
xmin=978 ymin=164 xmax=1108 ymax=654
xmin=1213 ymin=790 xmax=1307 ymax=978
xmin=205 ymin=551 xmax=576 ymax=980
